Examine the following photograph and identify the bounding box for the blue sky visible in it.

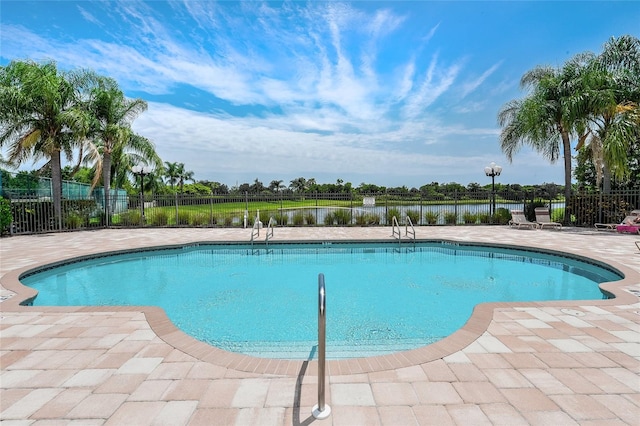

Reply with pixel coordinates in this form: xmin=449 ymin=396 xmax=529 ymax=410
xmin=2 ymin=1 xmax=639 ymax=189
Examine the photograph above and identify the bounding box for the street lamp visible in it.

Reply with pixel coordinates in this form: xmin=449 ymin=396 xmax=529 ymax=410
xmin=484 ymin=162 xmax=502 ymax=218
xmin=131 ymin=165 xmax=152 ymax=225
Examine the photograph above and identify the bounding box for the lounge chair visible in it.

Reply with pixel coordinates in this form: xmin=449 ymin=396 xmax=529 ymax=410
xmin=596 ymin=209 xmax=640 ymax=232
xmin=616 ymin=210 xmax=640 ymax=234
xmin=534 ymin=207 xmax=562 ymax=229
xmin=636 ymin=241 xmax=640 ymax=252
xmin=508 ymin=209 xmax=537 ymax=229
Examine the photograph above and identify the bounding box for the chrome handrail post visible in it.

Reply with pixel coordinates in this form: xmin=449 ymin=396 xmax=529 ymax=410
xmin=312 ymin=273 xmax=331 ymax=419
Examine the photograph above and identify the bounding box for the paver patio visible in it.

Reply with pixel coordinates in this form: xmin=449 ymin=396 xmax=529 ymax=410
xmin=1 ymin=226 xmax=639 ymax=425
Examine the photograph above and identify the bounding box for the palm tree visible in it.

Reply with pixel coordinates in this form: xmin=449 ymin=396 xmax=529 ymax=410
xmin=85 ymin=77 xmax=155 ymax=222
xmin=269 ymin=179 xmax=284 ymax=193
xmin=575 ymin=35 xmax=640 ymax=191
xmin=177 ymin=167 xmax=195 ymax=193
xmin=289 ymin=177 xmax=307 ymax=192
xmin=0 ymin=60 xmax=94 ymax=225
xmin=163 ymin=161 xmax=182 ymax=189
xmin=498 ymin=55 xmax=589 ymax=221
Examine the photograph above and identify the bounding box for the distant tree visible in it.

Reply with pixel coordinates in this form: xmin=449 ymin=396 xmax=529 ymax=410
xmin=269 ymin=179 xmax=285 ymax=193
xmin=250 ymin=178 xmax=264 ymax=193
xmin=289 ymin=177 xmax=307 ymax=192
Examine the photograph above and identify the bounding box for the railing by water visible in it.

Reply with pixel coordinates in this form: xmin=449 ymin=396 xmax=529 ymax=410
xmin=312 ymin=273 xmax=331 ymax=419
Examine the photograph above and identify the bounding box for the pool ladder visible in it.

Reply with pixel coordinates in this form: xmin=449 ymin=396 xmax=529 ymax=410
xmin=250 ymin=215 xmax=276 ymax=254
xmin=391 ymin=216 xmax=416 ymax=251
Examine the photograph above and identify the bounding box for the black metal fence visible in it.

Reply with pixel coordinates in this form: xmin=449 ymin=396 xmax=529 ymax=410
xmin=3 ymin=189 xmax=639 ymax=235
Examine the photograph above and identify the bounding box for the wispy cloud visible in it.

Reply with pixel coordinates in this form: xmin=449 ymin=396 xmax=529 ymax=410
xmin=4 ymin=0 xmax=573 ymax=186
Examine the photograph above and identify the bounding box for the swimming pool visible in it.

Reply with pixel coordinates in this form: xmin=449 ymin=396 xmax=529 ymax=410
xmin=21 ymin=241 xmax=621 ymax=359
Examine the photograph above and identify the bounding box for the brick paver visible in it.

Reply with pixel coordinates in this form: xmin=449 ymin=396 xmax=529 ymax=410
xmin=1 ymin=227 xmax=639 ymax=424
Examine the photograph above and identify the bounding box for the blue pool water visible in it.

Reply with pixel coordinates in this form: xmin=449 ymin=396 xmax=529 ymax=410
xmin=22 ymin=242 xmax=621 ymax=359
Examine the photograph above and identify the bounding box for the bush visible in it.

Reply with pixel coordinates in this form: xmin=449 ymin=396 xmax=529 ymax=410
xmin=224 ymin=215 xmax=234 ymax=226
xmin=151 ymin=210 xmax=169 ymax=226
xmin=66 ymin=213 xmax=84 ymax=229
xmin=493 ymin=207 xmax=511 ymax=225
xmin=424 ymin=211 xmax=439 ymax=225
xmin=324 ymin=211 xmax=335 ymax=225
xmin=275 ymin=212 xmax=288 ymax=226
xmin=118 ymin=210 xmax=141 ymax=226
xmin=191 ymin=212 xmax=209 ymax=226
xmin=444 ymin=212 xmax=457 ymax=224
xmin=386 ymin=207 xmax=401 ymax=225
xmin=305 ymin=212 xmax=316 ymax=225
xmin=177 ymin=211 xmax=191 ymax=225
xmin=551 ymin=207 xmax=565 ymax=223
xmin=333 ymin=209 xmax=351 ymax=225
xmin=477 ymin=213 xmax=490 ymax=224
xmin=524 ymin=201 xmax=546 ymax=221
xmin=292 ymin=212 xmax=305 ymax=226
xmin=355 ymin=212 xmax=380 ymax=225
xmin=0 ymin=198 xmax=12 ymax=235
xmin=406 ymin=209 xmax=420 ymax=225
xmin=462 ymin=211 xmax=477 ymax=224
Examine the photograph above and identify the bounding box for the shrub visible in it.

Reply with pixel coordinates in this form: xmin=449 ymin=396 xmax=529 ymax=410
xmin=324 ymin=211 xmax=335 ymax=225
xmin=0 ymin=198 xmax=12 ymax=235
xmin=118 ymin=210 xmax=141 ymax=226
xmin=444 ymin=212 xmax=457 ymax=224
xmin=424 ymin=211 xmax=439 ymax=225
xmin=477 ymin=213 xmax=490 ymax=224
xmin=493 ymin=207 xmax=511 ymax=225
xmin=386 ymin=207 xmax=401 ymax=225
xmin=224 ymin=215 xmax=234 ymax=226
xmin=292 ymin=212 xmax=305 ymax=226
xmin=259 ymin=211 xmax=270 ymax=225
xmin=333 ymin=209 xmax=351 ymax=225
xmin=177 ymin=211 xmax=191 ymax=225
xmin=66 ymin=213 xmax=84 ymax=229
xmin=355 ymin=212 xmax=380 ymax=226
xmin=275 ymin=212 xmax=288 ymax=226
xmin=151 ymin=210 xmax=169 ymax=226
xmin=462 ymin=211 xmax=477 ymax=224
xmin=551 ymin=207 xmax=565 ymax=224
xmin=406 ymin=209 xmax=420 ymax=225
xmin=524 ymin=200 xmax=546 ymax=222
xmin=305 ymin=212 xmax=316 ymax=225
xmin=191 ymin=212 xmax=209 ymax=226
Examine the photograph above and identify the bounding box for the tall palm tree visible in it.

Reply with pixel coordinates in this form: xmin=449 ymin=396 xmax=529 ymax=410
xmin=498 ymin=55 xmax=589 ymax=221
xmin=163 ymin=161 xmax=182 ymax=189
xmin=0 ymin=60 xmax=94 ymax=225
xmin=576 ymin=35 xmax=640 ymax=191
xmin=85 ymin=77 xmax=155 ymax=222
xmin=177 ymin=167 xmax=194 ymax=193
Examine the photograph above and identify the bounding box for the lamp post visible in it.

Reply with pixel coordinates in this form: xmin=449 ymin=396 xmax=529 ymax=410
xmin=484 ymin=162 xmax=502 ymax=218
xmin=131 ymin=165 xmax=152 ymax=225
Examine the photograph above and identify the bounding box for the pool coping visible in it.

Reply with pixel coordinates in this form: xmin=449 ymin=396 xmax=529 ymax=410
xmin=1 ymin=236 xmax=639 ymax=377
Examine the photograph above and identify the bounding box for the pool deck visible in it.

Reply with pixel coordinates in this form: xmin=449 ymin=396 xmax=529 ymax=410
xmin=1 ymin=226 xmax=639 ymax=425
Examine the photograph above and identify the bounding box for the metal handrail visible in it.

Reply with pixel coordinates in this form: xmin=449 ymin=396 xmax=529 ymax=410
xmin=391 ymin=215 xmax=401 ymax=245
xmin=265 ymin=217 xmax=275 ymax=243
xmin=312 ymin=273 xmax=331 ymax=419
xmin=250 ymin=216 xmax=260 ymax=245
xmin=405 ymin=215 xmax=416 ymax=241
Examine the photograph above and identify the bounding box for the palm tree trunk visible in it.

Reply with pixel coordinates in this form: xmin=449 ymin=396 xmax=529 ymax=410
xmin=103 ymin=152 xmax=112 ymax=227
xmin=602 ymin=166 xmax=612 ymax=194
xmin=50 ymin=151 xmax=63 ymax=230
xmin=562 ymin=132 xmax=572 ymax=225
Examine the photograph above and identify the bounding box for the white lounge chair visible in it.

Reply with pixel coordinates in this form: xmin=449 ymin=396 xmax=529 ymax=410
xmin=534 ymin=207 xmax=562 ymax=229
xmin=508 ymin=209 xmax=537 ymax=229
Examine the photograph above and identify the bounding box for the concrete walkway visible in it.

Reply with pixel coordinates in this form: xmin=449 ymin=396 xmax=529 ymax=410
xmin=1 ymin=226 xmax=639 ymax=425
